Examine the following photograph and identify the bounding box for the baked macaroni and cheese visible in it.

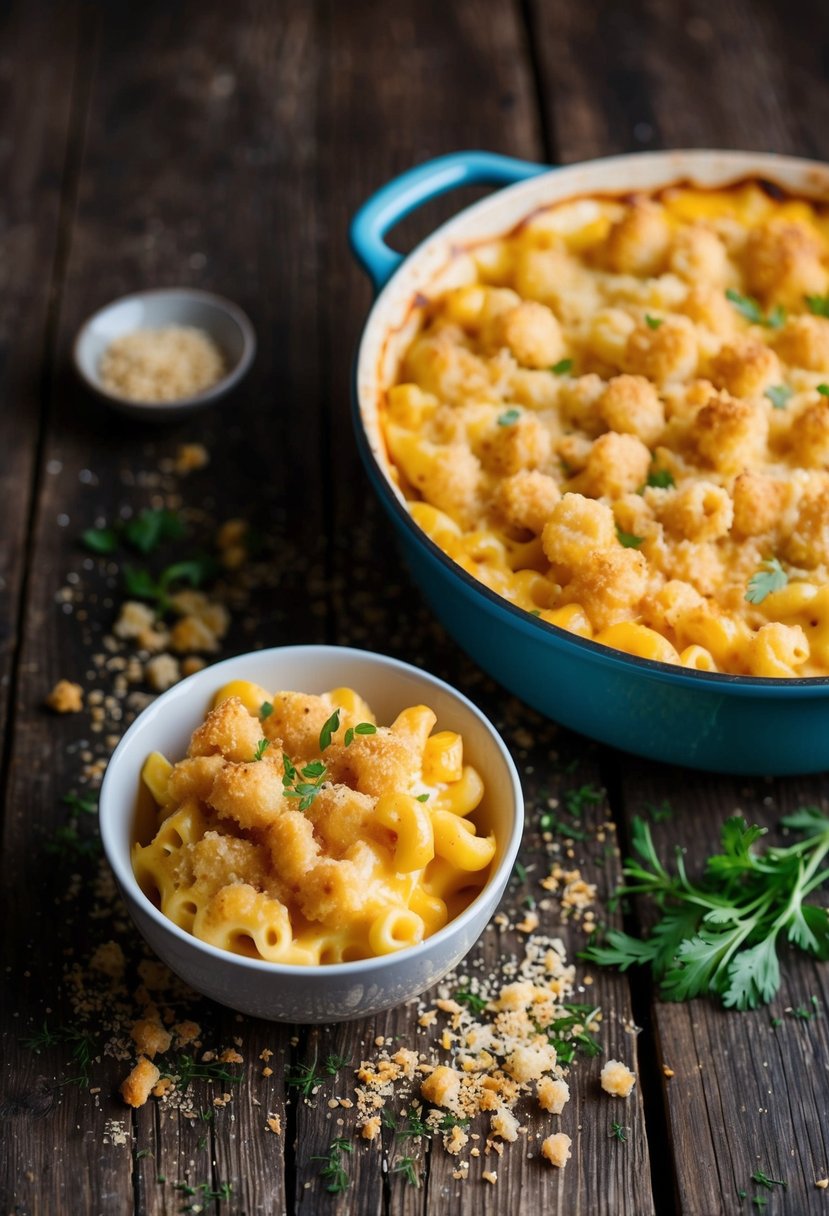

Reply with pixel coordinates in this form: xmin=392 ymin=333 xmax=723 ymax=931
xmin=133 ymin=680 xmax=495 ymax=964
xmin=384 ymin=181 xmax=829 ymax=677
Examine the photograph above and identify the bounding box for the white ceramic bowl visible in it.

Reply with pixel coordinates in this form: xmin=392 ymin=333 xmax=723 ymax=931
xmin=73 ymin=287 xmax=256 ymax=421
xmin=99 ymin=645 xmax=523 ymax=1022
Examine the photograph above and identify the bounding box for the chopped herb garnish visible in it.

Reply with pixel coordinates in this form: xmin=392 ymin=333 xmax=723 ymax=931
xmin=282 ymin=755 xmax=328 ymax=811
xmin=818 ymin=384 xmax=829 ymax=397
xmin=770 ymin=1016 xmax=783 ymax=1029
xmin=135 ymin=1148 xmax=152 ymax=1160
xmin=644 ymin=314 xmax=662 ymax=330
xmin=455 ymin=987 xmax=488 ymax=1014
xmin=173 ymin=1179 xmax=232 ymax=1209
xmin=643 ymin=799 xmax=673 ymax=824
xmin=725 ymin=289 xmax=786 ymax=329
xmin=324 ymin=1052 xmax=350 ymax=1075
xmin=543 ymin=1003 xmax=603 ymax=1064
xmin=497 ymin=408 xmax=522 ymax=427
xmin=45 ymin=824 xmax=101 ymax=861
xmin=610 ymin=1121 xmax=627 ymax=1141
xmin=312 ymin=1137 xmax=352 ymax=1194
xmin=415 ymin=793 xmax=430 ymax=802
xmin=646 ymin=468 xmax=675 ymax=489
xmin=805 ymin=293 xmax=829 ymax=317
xmin=551 ymin=358 xmax=574 ymax=375
xmin=81 ymin=527 xmax=118 ymax=555
xmin=62 ymin=792 xmax=97 ymax=816
xmin=765 ymin=384 xmax=793 ymax=410
xmin=513 ymin=860 xmax=527 ymax=884
xmin=319 ymin=709 xmax=340 ymax=751
xmin=581 ymin=809 xmax=829 ymax=1009
xmin=616 ymin=527 xmax=644 ymax=549
xmin=286 ymin=1061 xmax=321 ymax=1097
xmin=124 ymin=508 xmax=185 ymax=555
xmin=393 ymin=1157 xmax=420 ymax=1187
xmin=252 ymin=738 xmax=270 ymax=762
xmin=343 ymin=722 xmax=377 ymax=747
xmin=123 ymin=555 xmax=218 ymax=609
xmin=21 ymin=1020 xmax=98 ymax=1087
xmin=564 ymin=784 xmax=603 ymax=817
xmin=746 ymin=556 xmax=788 ymax=604
xmin=260 ymin=701 xmax=274 ymax=720
xmin=167 ymin=1055 xmax=241 ymax=1087
xmin=751 ymin=1168 xmax=786 ymax=1191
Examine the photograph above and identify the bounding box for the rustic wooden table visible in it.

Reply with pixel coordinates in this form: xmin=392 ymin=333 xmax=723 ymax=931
xmin=2 ymin=2 xmax=829 ymax=1213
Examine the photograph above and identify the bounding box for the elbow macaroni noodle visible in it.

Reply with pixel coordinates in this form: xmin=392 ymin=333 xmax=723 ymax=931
xmin=383 ymin=181 xmax=829 ymax=676
xmin=133 ymin=681 xmax=495 ymax=965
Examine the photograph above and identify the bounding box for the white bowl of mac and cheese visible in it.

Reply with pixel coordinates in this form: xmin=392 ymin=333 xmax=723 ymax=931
xmin=100 ymin=645 xmax=523 ymax=1022
xmin=351 ymin=149 xmax=829 ymax=774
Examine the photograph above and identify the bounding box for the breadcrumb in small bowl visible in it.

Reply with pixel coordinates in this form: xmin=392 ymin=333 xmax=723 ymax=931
xmin=73 ymin=288 xmax=256 ymax=421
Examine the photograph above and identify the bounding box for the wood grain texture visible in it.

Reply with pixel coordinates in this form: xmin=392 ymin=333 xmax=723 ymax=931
xmin=0 ymin=0 xmax=85 ymax=765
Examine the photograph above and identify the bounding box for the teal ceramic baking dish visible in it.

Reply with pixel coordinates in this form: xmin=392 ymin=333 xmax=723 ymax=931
xmin=349 ymin=149 xmax=829 ymax=776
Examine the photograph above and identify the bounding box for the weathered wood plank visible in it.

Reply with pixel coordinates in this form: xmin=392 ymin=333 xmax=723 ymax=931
xmin=0 ymin=0 xmax=84 ymax=772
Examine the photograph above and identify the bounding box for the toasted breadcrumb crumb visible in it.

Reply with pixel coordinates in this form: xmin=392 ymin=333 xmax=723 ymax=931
xmin=175 ymin=443 xmax=210 ymax=474
xmin=600 ymin=1059 xmax=637 ymax=1098
xmin=144 ymin=653 xmax=180 ymax=692
xmin=120 ymin=1056 xmax=160 ymax=1107
xmin=482 ymin=1169 xmax=498 ymax=1184
xmin=541 ymin=1132 xmax=572 ymax=1168
xmin=266 ymin=1115 xmax=282 ymax=1135
xmin=46 ymin=680 xmax=84 ymax=713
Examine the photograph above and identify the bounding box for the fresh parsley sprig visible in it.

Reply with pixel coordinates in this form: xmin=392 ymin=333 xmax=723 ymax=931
xmin=123 ymin=556 xmax=218 ymax=609
xmin=82 ymin=508 xmax=185 ymax=557
xmin=312 ymin=1137 xmax=353 ymax=1194
xmin=582 ymin=811 xmax=829 ymax=1010
xmin=745 ymin=557 xmax=788 ymax=605
xmin=282 ymin=755 xmax=328 ymax=811
xmin=344 ymin=722 xmax=377 ymax=747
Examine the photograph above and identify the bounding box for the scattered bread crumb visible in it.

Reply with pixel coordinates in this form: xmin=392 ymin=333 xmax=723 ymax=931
xmin=120 ymin=1057 xmax=160 ymax=1108
xmin=46 ymin=680 xmax=83 ymax=713
xmin=175 ymin=443 xmax=210 ymax=474
xmin=600 ymin=1059 xmax=637 ymax=1098
xmin=541 ymin=1132 xmax=572 ymax=1168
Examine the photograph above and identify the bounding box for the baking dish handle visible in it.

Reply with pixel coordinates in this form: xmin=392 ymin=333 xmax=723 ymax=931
xmin=350 ymin=151 xmax=547 ymax=293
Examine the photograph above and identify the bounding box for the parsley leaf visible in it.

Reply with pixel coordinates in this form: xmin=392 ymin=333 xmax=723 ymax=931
xmin=805 ymin=293 xmax=829 ymax=317
xmin=745 ymin=557 xmax=788 ymax=604
xmin=82 ymin=527 xmax=118 ymax=555
xmin=616 ymin=527 xmax=644 ymax=549
xmin=725 ymin=289 xmax=786 ymax=329
xmin=251 ymin=739 xmax=270 ymax=762
xmin=819 ymin=384 xmax=829 ymax=397
xmin=343 ymin=722 xmax=377 ymax=747
xmin=582 ymin=811 xmax=829 ymax=1010
xmin=551 ymin=358 xmax=574 ymax=375
xmin=260 ymin=701 xmax=273 ymax=720
xmin=764 ymin=384 xmax=793 ymax=410
xmin=644 ymin=314 xmax=662 ymax=330
xmin=123 ymin=508 xmax=185 ymax=555
xmin=646 ymin=468 xmax=675 ymax=489
xmin=497 ymin=407 xmax=521 ymax=427
xmin=319 ymin=709 xmax=340 ymax=751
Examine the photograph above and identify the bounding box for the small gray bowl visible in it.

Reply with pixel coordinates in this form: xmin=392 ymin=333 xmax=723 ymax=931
xmin=73 ymin=287 xmax=256 ymax=421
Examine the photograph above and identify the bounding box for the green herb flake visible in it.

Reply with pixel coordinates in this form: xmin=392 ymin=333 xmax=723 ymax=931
xmin=551 ymin=358 xmax=574 ymax=375
xmin=616 ymin=527 xmax=644 ymax=549
xmin=455 ymin=986 xmax=488 ymax=1014
xmin=324 ymin=1053 xmax=350 ymax=1076
xmin=751 ymin=1168 xmax=786 ymax=1191
xmin=415 ymin=793 xmax=430 ymax=802
xmin=725 ymin=289 xmax=786 ymax=329
xmin=260 ymin=701 xmax=274 ymax=720
xmin=610 ymin=1121 xmax=627 ymax=1142
xmin=62 ymin=792 xmax=97 ymax=816
xmin=124 ymin=507 xmax=185 ymax=555
xmin=805 ymin=293 xmax=829 ymax=317
xmin=765 ymin=384 xmax=793 ymax=410
xmin=818 ymin=384 xmax=829 ymax=397
xmin=645 ymin=314 xmax=663 ymax=330
xmin=646 ymin=468 xmax=675 ymax=489
xmin=564 ymin=784 xmax=603 ymax=817
xmin=81 ymin=527 xmax=118 ymax=555
xmin=252 ymin=739 xmax=270 ymax=762
xmin=497 ymin=408 xmax=522 ymax=427
xmin=319 ymin=708 xmax=340 ymax=751
xmin=393 ymin=1157 xmax=420 ymax=1187
xmin=312 ymin=1137 xmax=353 ymax=1194
xmin=745 ymin=556 xmax=788 ymax=604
